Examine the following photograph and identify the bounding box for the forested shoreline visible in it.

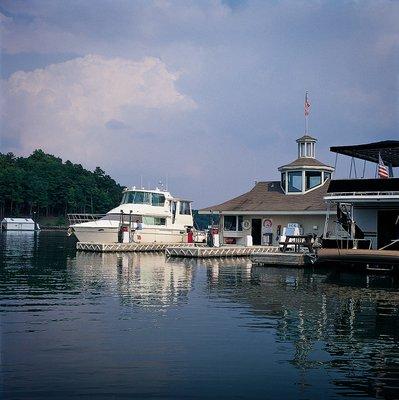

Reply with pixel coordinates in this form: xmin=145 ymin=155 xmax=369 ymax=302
xmin=0 ymin=150 xmax=123 ymax=220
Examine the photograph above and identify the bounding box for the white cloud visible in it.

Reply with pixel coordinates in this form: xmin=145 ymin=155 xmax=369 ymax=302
xmin=1 ymin=1 xmax=398 ymax=205
xmin=1 ymin=54 xmax=196 ymax=159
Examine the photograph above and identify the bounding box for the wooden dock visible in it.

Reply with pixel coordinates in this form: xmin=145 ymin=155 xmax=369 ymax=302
xmin=76 ymin=242 xmax=196 ymax=253
xmin=165 ymin=245 xmax=279 ymax=258
xmin=251 ymin=252 xmax=312 ymax=266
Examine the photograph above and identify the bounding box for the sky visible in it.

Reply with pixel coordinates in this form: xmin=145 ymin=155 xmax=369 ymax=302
xmin=0 ymin=0 xmax=398 ymax=207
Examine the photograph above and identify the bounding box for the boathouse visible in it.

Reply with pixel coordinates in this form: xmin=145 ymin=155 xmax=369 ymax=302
xmin=1 ymin=217 xmax=38 ymax=231
xmin=200 ymin=135 xmax=335 ymax=246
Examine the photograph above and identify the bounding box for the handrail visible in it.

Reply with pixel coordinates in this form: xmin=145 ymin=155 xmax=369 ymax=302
xmin=325 ymin=191 xmax=399 ymax=197
xmin=67 ymin=213 xmax=107 ymax=225
xmin=68 ymin=212 xmax=145 ymax=225
xmin=379 ymin=239 xmax=399 ymax=251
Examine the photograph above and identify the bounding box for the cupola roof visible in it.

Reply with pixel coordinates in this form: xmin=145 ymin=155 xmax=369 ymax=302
xmin=296 ymin=134 xmax=317 ymax=143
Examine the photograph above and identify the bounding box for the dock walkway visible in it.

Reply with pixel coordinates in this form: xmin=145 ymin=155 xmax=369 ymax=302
xmin=76 ymin=242 xmax=310 ymax=266
xmin=251 ymin=252 xmax=312 ymax=266
xmin=165 ymin=246 xmax=279 ymax=258
xmin=76 ymin=242 xmax=280 ymax=257
xmin=76 ymin=242 xmax=195 ymax=253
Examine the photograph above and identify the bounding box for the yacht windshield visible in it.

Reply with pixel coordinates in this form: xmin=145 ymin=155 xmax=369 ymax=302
xmin=121 ymin=191 xmax=165 ymax=206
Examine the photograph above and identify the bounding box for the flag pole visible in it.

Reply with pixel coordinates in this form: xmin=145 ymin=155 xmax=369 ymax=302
xmin=304 ymin=91 xmax=310 ymax=134
xmin=305 ymin=92 xmax=307 ymax=133
xmin=305 ymin=112 xmax=308 ymax=134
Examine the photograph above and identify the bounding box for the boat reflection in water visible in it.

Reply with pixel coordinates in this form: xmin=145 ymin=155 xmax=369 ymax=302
xmin=0 ymin=230 xmax=38 ymax=268
xmin=1 ymin=231 xmax=398 ymax=399
xmin=73 ymin=252 xmax=195 ymax=309
xmin=203 ymin=262 xmax=399 ymax=399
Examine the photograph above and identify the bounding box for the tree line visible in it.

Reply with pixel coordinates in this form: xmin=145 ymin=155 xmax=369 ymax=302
xmin=0 ymin=150 xmax=123 ymax=219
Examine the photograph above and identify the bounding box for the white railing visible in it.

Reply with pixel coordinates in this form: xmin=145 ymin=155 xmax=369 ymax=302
xmin=325 ymin=191 xmax=399 ymax=197
xmin=68 ymin=213 xmax=106 ymax=225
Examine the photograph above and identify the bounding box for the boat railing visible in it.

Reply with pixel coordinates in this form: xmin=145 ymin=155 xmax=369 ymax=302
xmin=324 ymin=220 xmax=373 ymax=249
xmin=379 ymin=239 xmax=399 ymax=251
xmin=67 ymin=213 xmax=106 ymax=225
xmin=68 ymin=213 xmax=142 ymax=226
xmin=325 ymin=190 xmax=399 ymax=198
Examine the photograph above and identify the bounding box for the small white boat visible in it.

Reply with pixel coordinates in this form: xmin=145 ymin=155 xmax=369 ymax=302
xmin=68 ymin=187 xmax=199 ymax=244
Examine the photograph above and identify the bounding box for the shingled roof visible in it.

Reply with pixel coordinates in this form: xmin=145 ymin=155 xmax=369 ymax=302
xmin=296 ymin=134 xmax=317 ymax=142
xmin=279 ymin=157 xmax=333 ymax=170
xmin=200 ymin=181 xmax=331 ymax=213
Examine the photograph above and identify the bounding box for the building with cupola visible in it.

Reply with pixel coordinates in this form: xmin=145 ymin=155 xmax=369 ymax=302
xmin=199 ymin=135 xmax=335 ymax=246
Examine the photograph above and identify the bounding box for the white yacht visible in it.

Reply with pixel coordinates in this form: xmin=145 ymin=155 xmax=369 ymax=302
xmin=68 ymin=187 xmax=195 ymax=244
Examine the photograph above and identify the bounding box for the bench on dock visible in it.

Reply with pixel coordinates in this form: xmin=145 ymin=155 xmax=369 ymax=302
xmin=279 ymin=235 xmax=313 ymax=253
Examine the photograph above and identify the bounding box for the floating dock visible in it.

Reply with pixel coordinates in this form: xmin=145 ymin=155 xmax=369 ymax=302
xmin=251 ymin=251 xmax=312 ymax=266
xmin=165 ymin=245 xmax=279 ymax=258
xmin=76 ymin=242 xmax=196 ymax=253
xmin=76 ymin=242 xmax=311 ymax=266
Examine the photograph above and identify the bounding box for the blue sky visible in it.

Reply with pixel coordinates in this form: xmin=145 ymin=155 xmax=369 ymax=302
xmin=1 ymin=0 xmax=398 ymax=207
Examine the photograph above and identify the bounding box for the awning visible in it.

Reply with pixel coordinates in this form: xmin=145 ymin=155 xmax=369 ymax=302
xmin=330 ymin=140 xmax=399 ymax=167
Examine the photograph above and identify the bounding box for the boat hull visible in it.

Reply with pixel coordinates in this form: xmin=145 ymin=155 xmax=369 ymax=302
xmin=317 ymin=248 xmax=399 ymax=273
xmin=72 ymin=226 xmax=188 ymax=244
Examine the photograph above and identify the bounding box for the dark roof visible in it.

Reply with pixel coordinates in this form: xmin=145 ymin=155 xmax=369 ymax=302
xmin=328 ymin=178 xmax=399 ymax=193
xmin=296 ymin=134 xmax=317 ymax=142
xmin=200 ymin=181 xmax=330 ymax=213
xmin=330 ymin=140 xmax=399 ymax=167
xmin=279 ymin=157 xmax=332 ymax=169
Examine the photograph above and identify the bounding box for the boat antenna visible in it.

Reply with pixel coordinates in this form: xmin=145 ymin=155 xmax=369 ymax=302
xmin=140 ymin=175 xmax=143 ymax=189
xmin=166 ymin=174 xmax=168 ymax=191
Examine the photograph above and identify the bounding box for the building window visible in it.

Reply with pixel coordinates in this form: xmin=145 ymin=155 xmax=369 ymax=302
xmin=237 ymin=216 xmax=243 ymax=231
xmin=224 ymin=215 xmax=243 ymax=231
xmin=324 ymin=172 xmax=331 ymax=181
xmin=305 ymin=171 xmax=322 ymax=190
xmin=281 ymin=172 xmax=286 ymax=192
xmin=288 ymin=171 xmax=302 ymax=192
xmin=224 ymin=216 xmax=237 ymax=231
xmin=179 ymin=201 xmax=191 ymax=215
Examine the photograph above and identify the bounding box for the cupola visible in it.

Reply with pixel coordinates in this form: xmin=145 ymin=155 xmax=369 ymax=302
xmin=296 ymin=135 xmax=317 ymax=158
xmin=278 ymin=135 xmax=334 ymax=195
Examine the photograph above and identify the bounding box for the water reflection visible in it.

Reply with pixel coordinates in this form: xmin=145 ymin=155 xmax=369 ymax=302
xmin=1 ymin=232 xmax=399 ymax=399
xmin=74 ymin=252 xmax=194 ymax=309
xmin=203 ymin=262 xmax=399 ymax=399
xmin=0 ymin=231 xmax=38 ymax=268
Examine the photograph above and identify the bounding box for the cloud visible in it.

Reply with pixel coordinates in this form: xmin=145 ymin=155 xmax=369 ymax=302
xmin=1 ymin=54 xmax=196 ymax=160
xmin=0 ymin=1 xmax=398 ymax=206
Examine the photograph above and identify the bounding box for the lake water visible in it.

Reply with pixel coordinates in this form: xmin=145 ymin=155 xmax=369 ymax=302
xmin=0 ymin=232 xmax=398 ymax=399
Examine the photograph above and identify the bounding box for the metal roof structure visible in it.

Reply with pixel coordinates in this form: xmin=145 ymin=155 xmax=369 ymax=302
xmin=330 ymin=140 xmax=399 ymax=167
xmin=2 ymin=218 xmax=34 ymax=223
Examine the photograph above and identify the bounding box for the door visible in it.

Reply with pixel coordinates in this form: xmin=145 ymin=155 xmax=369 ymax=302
xmin=377 ymin=210 xmax=399 ymax=248
xmin=251 ymin=218 xmax=262 ymax=245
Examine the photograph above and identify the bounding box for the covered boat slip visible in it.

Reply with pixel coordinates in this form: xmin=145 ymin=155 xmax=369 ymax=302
xmin=319 ymin=140 xmax=399 ymax=269
xmin=330 ymin=140 xmax=399 ymax=168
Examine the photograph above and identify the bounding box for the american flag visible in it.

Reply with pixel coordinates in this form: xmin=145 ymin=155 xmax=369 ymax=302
xmin=378 ymin=153 xmax=389 ymax=179
xmin=304 ymin=92 xmax=311 ymax=116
